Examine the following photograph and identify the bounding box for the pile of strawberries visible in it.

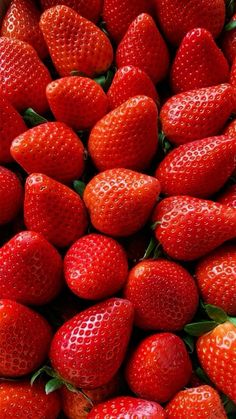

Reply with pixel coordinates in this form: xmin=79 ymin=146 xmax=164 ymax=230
xmin=0 ymin=0 xmax=236 ymax=417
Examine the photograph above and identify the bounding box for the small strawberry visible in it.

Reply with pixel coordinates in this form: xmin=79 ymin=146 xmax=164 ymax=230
xmin=40 ymin=0 xmax=102 ymax=23
xmin=84 ymin=168 xmax=160 ymax=237
xmin=39 ymin=5 xmax=113 ymax=77
xmin=217 ymin=184 xmax=236 ymax=209
xmin=0 ymin=166 xmax=23 ymax=225
xmin=221 ymin=13 xmax=236 ymax=64
xmin=229 ymin=56 xmax=236 ymax=88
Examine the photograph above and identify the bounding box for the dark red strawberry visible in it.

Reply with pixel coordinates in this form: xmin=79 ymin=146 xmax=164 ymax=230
xmin=0 ymin=166 xmax=23 ymax=225
xmin=229 ymin=56 xmax=236 ymax=88
xmin=40 ymin=0 xmax=102 ymax=23
xmin=221 ymin=13 xmax=236 ymax=64
xmin=217 ymin=184 xmax=236 ymax=209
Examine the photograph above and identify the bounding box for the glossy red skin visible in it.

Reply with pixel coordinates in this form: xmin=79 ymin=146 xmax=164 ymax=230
xmin=197 ymin=322 xmax=236 ymax=403
xmin=84 ymin=168 xmax=161 ymax=237
xmin=230 ymin=56 xmax=236 ymax=88
xmin=40 ymin=0 xmax=102 ymax=23
xmin=221 ymin=13 xmax=236 ymax=64
xmin=0 ymin=166 xmax=23 ymax=225
xmin=46 ymin=77 xmax=108 ymax=131
xmin=39 ymin=5 xmax=113 ymax=78
xmin=171 ymin=28 xmax=229 ymax=94
xmin=0 ymin=299 xmax=52 ymax=377
xmin=50 ymin=298 xmax=134 ymax=389
xmin=166 ymin=385 xmax=227 ymax=419
xmin=156 ymin=136 xmax=236 ymax=198
xmin=11 ymin=122 xmax=85 ymax=183
xmin=126 ymin=333 xmax=192 ymax=403
xmin=217 ymin=184 xmax=236 ymax=209
xmin=153 ymin=196 xmax=236 ymax=261
xmin=223 ymin=120 xmax=236 ymax=177
xmin=0 ymin=37 xmax=51 ymax=113
xmin=116 ymin=13 xmax=169 ymax=84
xmin=124 ymin=259 xmax=198 ymax=331
xmin=160 ymin=84 xmax=234 ymax=145
xmin=0 ymin=231 xmax=63 ymax=305
xmin=24 ymin=173 xmax=88 ymax=248
xmin=88 ymin=96 xmax=158 ymax=172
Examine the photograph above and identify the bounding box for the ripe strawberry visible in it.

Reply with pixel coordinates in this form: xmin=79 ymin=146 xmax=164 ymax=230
xmin=153 ymin=196 xmax=236 ymax=261
xmin=50 ymin=298 xmax=134 ymax=388
xmin=116 ymin=13 xmax=169 ymax=84
xmin=160 ymin=84 xmax=234 ymax=145
xmin=24 ymin=173 xmax=88 ymax=247
xmin=0 ymin=299 xmax=52 ymax=376
xmin=0 ymin=166 xmax=23 ymax=225
xmin=39 ymin=5 xmax=113 ymax=78
xmin=40 ymin=0 xmax=102 ymax=23
xmin=156 ymin=136 xmax=236 ymax=198
xmin=224 ymin=118 xmax=236 ymax=137
xmin=221 ymin=13 xmax=236 ymax=64
xmin=88 ymin=96 xmax=158 ymax=171
xmin=217 ymin=184 xmax=236 ymax=209
xmin=11 ymin=122 xmax=85 ymax=183
xmin=166 ymin=385 xmax=227 ymax=419
xmin=0 ymin=37 xmax=51 ymax=113
xmin=64 ymin=233 xmax=128 ymax=300
xmin=126 ymin=333 xmax=192 ymax=403
xmin=171 ymin=28 xmax=229 ymax=94
xmin=84 ymin=168 xmax=160 ymax=237
xmin=230 ymin=56 xmax=236 ymax=87
xmin=46 ymin=77 xmax=108 ymax=131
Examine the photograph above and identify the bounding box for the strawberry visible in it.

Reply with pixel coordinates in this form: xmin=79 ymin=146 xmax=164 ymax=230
xmin=224 ymin=118 xmax=236 ymax=137
xmin=153 ymin=196 xmax=236 ymax=261
xmin=126 ymin=333 xmax=192 ymax=403
xmin=0 ymin=0 xmax=48 ymax=59
xmin=221 ymin=13 xmax=236 ymax=64
xmin=46 ymin=77 xmax=108 ymax=131
xmin=88 ymin=96 xmax=158 ymax=171
xmin=39 ymin=5 xmax=113 ymax=78
xmin=171 ymin=28 xmax=229 ymax=94
xmin=40 ymin=0 xmax=102 ymax=23
xmin=0 ymin=166 xmax=23 ymax=225
xmin=166 ymin=385 xmax=227 ymax=418
xmin=64 ymin=233 xmax=128 ymax=300
xmin=24 ymin=173 xmax=88 ymax=247
xmin=217 ymin=184 xmax=236 ymax=209
xmin=154 ymin=0 xmax=225 ymax=45
xmin=11 ymin=122 xmax=85 ymax=183
xmin=156 ymin=135 xmax=236 ymax=198
xmin=116 ymin=13 xmax=169 ymax=84
xmin=49 ymin=298 xmax=134 ymax=388
xmin=160 ymin=84 xmax=234 ymax=145
xmin=229 ymin=56 xmax=236 ymax=87
xmin=0 ymin=299 xmax=52 ymax=376
xmin=84 ymin=168 xmax=160 ymax=237
xmin=0 ymin=37 xmax=51 ymax=113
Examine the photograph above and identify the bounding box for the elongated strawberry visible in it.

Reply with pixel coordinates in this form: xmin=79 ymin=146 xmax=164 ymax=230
xmin=40 ymin=0 xmax=102 ymax=23
xmin=0 ymin=166 xmax=23 ymax=225
xmin=217 ymin=184 xmax=236 ymax=209
xmin=221 ymin=13 xmax=236 ymax=64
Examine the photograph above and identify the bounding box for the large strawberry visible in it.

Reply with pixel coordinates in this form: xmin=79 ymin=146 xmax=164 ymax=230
xmin=0 ymin=166 xmax=23 ymax=225
xmin=39 ymin=5 xmax=113 ymax=77
xmin=221 ymin=13 xmax=236 ymax=64
xmin=40 ymin=0 xmax=102 ymax=23
xmin=116 ymin=13 xmax=169 ymax=84
xmin=88 ymin=96 xmax=158 ymax=171
xmin=50 ymin=298 xmax=134 ymax=388
xmin=84 ymin=168 xmax=160 ymax=237
xmin=217 ymin=184 xmax=236 ymax=209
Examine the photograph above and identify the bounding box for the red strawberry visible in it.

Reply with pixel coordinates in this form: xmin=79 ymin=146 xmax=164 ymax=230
xmin=0 ymin=166 xmax=23 ymax=225
xmin=166 ymin=385 xmax=227 ymax=419
xmin=46 ymin=77 xmax=108 ymax=131
xmin=64 ymin=233 xmax=128 ymax=300
xmin=156 ymin=136 xmax=236 ymax=198
xmin=50 ymin=298 xmax=134 ymax=388
xmin=221 ymin=13 xmax=236 ymax=64
xmin=0 ymin=299 xmax=52 ymax=376
xmin=0 ymin=37 xmax=51 ymax=113
xmin=160 ymin=84 xmax=234 ymax=145
xmin=126 ymin=333 xmax=192 ymax=403
xmin=39 ymin=5 xmax=113 ymax=77
xmin=230 ymin=56 xmax=236 ymax=87
xmin=217 ymin=184 xmax=236 ymax=209
xmin=153 ymin=196 xmax=236 ymax=261
xmin=116 ymin=13 xmax=169 ymax=84
xmin=171 ymin=28 xmax=229 ymax=94
xmin=154 ymin=0 xmax=225 ymax=45
xmin=24 ymin=173 xmax=88 ymax=247
xmin=0 ymin=231 xmax=63 ymax=306
xmin=0 ymin=0 xmax=48 ymax=59
xmin=88 ymin=96 xmax=158 ymax=171
xmin=84 ymin=168 xmax=160 ymax=237
xmin=11 ymin=122 xmax=85 ymax=183
xmin=40 ymin=0 xmax=102 ymax=23
xmin=224 ymin=118 xmax=236 ymax=137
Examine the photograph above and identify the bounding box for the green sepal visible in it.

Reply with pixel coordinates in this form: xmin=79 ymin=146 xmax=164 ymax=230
xmin=73 ymin=180 xmax=86 ymax=197
xmin=228 ymin=316 xmax=236 ymax=326
xmin=23 ymin=108 xmax=48 ymax=127
xmin=94 ymin=68 xmax=115 ymax=92
xmin=70 ymin=70 xmax=86 ymax=77
xmin=153 ymin=244 xmax=162 ymax=259
xmin=205 ymin=304 xmax=228 ymax=323
xmin=195 ymin=367 xmax=212 ymax=385
xmin=31 ymin=366 xmax=56 ymax=385
xmin=158 ymin=131 xmax=172 ymax=154
xmin=224 ymin=20 xmax=236 ymax=31
xmin=184 ymin=321 xmax=218 ymax=336
xmin=45 ymin=378 xmax=63 ymax=394
xmin=64 ymin=382 xmax=79 ymax=394
xmin=150 ymin=221 xmax=161 ymax=230
xmin=141 ymin=236 xmax=157 ymax=260
xmin=183 ymin=335 xmax=195 ymax=353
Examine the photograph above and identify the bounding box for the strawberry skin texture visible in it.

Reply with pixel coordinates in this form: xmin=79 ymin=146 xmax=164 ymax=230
xmin=160 ymin=84 xmax=234 ymax=145
xmin=0 ymin=166 xmax=23 ymax=225
xmin=197 ymin=321 xmax=236 ymax=403
xmin=84 ymin=168 xmax=161 ymax=237
xmin=116 ymin=13 xmax=169 ymax=84
xmin=221 ymin=13 xmax=236 ymax=64
xmin=24 ymin=173 xmax=88 ymax=247
xmin=88 ymin=96 xmax=158 ymax=172
xmin=217 ymin=184 xmax=236 ymax=209
xmin=46 ymin=77 xmax=108 ymax=131
xmin=11 ymin=122 xmax=85 ymax=183
xmin=39 ymin=5 xmax=113 ymax=78
xmin=126 ymin=333 xmax=192 ymax=403
xmin=0 ymin=37 xmax=51 ymax=113
xmin=50 ymin=298 xmax=134 ymax=389
xmin=40 ymin=0 xmax=102 ymax=23
xmin=156 ymin=136 xmax=236 ymax=198
xmin=153 ymin=196 xmax=236 ymax=261
xmin=0 ymin=299 xmax=52 ymax=377
xmin=64 ymin=233 xmax=128 ymax=300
